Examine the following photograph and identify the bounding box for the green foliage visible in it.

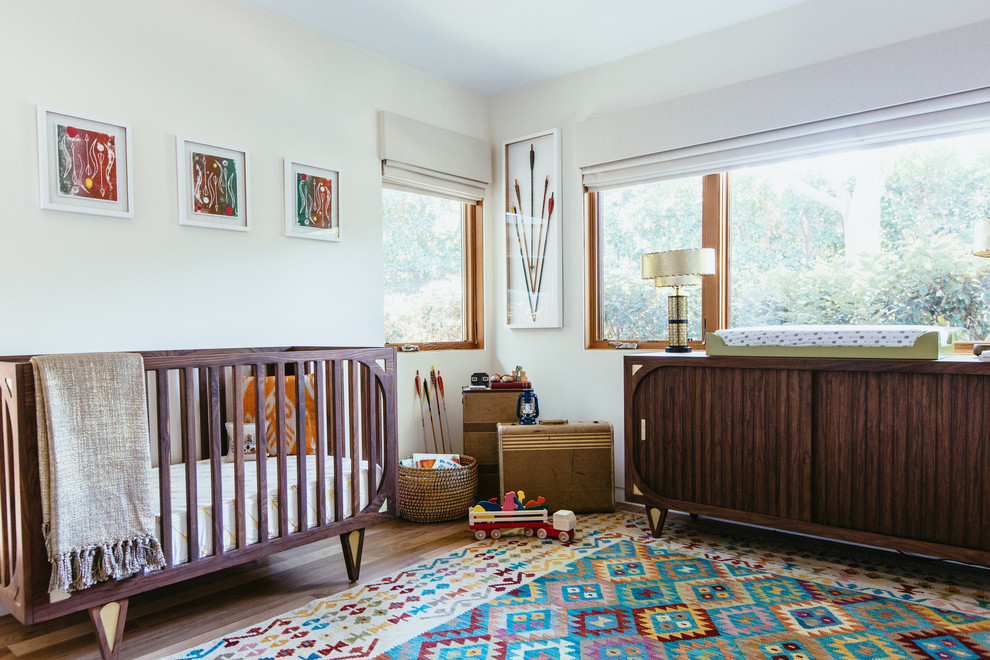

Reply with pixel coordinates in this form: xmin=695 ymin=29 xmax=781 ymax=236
xmin=600 ymin=179 xmax=704 ymax=340
xmin=383 ymin=190 xmax=464 ymax=342
xmin=734 ymin=232 xmax=990 ymax=339
xmin=384 ymin=278 xmax=462 ymax=344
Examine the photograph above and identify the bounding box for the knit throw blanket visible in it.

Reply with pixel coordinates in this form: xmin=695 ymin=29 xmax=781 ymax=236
xmin=31 ymin=352 xmax=166 ymax=593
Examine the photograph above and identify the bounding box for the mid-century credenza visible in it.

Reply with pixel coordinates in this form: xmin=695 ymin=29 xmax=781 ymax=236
xmin=624 ymin=352 xmax=990 ymax=565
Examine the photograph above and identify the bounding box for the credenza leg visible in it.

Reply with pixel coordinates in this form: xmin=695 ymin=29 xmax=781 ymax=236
xmin=646 ymin=506 xmax=668 ymax=538
xmin=88 ymin=598 xmax=128 ymax=660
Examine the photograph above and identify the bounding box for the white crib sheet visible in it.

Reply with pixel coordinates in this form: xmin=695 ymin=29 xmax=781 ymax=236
xmin=155 ymin=456 xmax=378 ymax=563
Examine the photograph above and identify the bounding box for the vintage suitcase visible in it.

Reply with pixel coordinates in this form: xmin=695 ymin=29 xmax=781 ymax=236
xmin=498 ymin=420 xmax=614 ymax=513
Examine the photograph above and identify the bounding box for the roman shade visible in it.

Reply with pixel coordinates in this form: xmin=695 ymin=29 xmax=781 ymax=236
xmin=577 ymin=20 xmax=990 ymax=191
xmin=378 ymin=111 xmax=491 ymax=203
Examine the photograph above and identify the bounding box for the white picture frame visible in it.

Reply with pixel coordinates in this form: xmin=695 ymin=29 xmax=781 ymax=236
xmin=176 ymin=136 xmax=250 ymax=231
xmin=504 ymin=128 xmax=563 ymax=328
xmin=283 ymin=159 xmax=340 ymax=241
xmin=37 ymin=106 xmax=134 ymax=218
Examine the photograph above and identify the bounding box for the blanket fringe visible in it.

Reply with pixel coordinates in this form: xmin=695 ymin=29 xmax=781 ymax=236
xmin=49 ymin=535 xmax=166 ymax=593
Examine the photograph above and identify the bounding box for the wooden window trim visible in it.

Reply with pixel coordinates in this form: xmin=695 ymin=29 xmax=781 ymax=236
xmin=387 ymin=201 xmax=484 ymax=352
xmin=586 ymin=174 xmax=726 ymax=350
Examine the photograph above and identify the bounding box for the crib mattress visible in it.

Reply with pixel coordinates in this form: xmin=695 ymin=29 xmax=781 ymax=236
xmin=156 ymin=456 xmax=377 ymax=563
xmin=705 ymin=325 xmax=949 ymax=359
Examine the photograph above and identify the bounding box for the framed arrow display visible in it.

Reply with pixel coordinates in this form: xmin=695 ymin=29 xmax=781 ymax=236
xmin=504 ymin=128 xmax=562 ymax=328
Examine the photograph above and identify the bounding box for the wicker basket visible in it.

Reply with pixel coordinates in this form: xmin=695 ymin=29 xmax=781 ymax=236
xmin=398 ymin=455 xmax=478 ymax=522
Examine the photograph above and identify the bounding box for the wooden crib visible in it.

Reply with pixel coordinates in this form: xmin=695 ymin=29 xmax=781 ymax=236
xmin=0 ymin=345 xmax=397 ymax=659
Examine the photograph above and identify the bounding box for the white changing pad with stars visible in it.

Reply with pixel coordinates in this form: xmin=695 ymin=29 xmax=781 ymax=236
xmin=705 ymin=325 xmax=953 ymax=360
xmin=716 ymin=325 xmax=953 ymax=347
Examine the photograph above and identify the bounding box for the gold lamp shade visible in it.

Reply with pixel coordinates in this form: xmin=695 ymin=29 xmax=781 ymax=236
xmin=642 ymin=248 xmax=717 ymax=287
xmin=975 ymin=218 xmax=990 ymax=258
xmin=642 ymin=248 xmax=716 ymax=353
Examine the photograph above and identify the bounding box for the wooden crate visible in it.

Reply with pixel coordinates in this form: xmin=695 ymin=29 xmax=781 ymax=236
xmin=499 ymin=421 xmax=615 ymax=513
xmin=462 ymin=388 xmax=521 ymax=499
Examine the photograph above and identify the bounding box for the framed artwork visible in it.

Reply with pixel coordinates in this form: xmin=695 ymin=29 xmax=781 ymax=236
xmin=176 ymin=136 xmax=250 ymax=231
xmin=37 ymin=106 xmax=133 ymax=218
xmin=283 ymin=159 xmax=340 ymax=241
xmin=504 ymin=129 xmax=562 ymax=328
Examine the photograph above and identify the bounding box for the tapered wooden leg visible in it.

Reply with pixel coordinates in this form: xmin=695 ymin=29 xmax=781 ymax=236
xmin=646 ymin=506 xmax=668 ymax=538
xmin=88 ymin=599 xmax=128 ymax=660
xmin=340 ymin=528 xmax=365 ymax=582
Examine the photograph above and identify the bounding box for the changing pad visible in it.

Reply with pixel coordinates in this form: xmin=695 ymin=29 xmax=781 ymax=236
xmin=705 ymin=325 xmax=952 ymax=359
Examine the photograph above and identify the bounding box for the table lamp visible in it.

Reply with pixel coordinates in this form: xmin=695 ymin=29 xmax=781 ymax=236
xmin=642 ymin=248 xmax=716 ymax=352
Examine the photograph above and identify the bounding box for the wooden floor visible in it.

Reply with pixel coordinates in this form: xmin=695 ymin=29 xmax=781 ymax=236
xmin=0 ymin=514 xmax=493 ymax=660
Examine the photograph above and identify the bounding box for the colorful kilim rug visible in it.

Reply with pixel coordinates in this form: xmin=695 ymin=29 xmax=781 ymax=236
xmin=381 ymin=537 xmax=990 ymax=659
xmin=167 ymin=512 xmax=990 ymax=659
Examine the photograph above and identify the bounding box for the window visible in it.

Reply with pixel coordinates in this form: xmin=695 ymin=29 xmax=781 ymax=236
xmin=587 ymin=130 xmax=990 ymax=348
xmin=383 ymin=188 xmax=483 ymax=349
xmin=596 ymin=177 xmax=704 ymax=342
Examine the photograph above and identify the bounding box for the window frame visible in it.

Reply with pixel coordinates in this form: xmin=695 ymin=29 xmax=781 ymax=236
xmin=384 ymin=199 xmax=485 ymax=351
xmin=588 ymin=163 xmax=985 ymax=352
xmin=585 ymin=173 xmax=728 ymax=350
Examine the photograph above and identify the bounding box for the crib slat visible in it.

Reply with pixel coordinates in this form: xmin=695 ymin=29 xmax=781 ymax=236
xmin=198 ymin=367 xmax=210 ymax=463
xmin=254 ymin=363 xmax=268 ymax=544
xmin=350 ymin=361 xmax=360 ymax=518
xmin=365 ymin=366 xmax=378 ymax=507
xmin=208 ymin=367 xmax=223 ymax=556
xmin=275 ymin=363 xmax=288 ymax=537
xmin=332 ymin=360 xmax=345 ymax=523
xmin=156 ymin=369 xmax=173 ymax=568
xmin=315 ymin=362 xmax=327 ymax=527
xmin=218 ymin=369 xmax=229 ymax=456
xmin=181 ymin=368 xmax=199 ymax=563
xmin=295 ymin=361 xmax=307 ymax=533
xmin=232 ymin=366 xmax=246 ymax=549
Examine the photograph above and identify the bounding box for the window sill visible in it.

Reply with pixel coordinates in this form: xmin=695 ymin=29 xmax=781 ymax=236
xmin=388 ymin=341 xmax=484 ymax=352
xmin=586 ymin=339 xmax=707 ymax=351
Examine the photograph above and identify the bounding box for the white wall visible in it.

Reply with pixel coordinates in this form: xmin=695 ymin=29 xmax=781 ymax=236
xmin=488 ymin=0 xmax=990 ymax=499
xmin=0 ymin=0 xmax=487 ymax=353
xmin=0 ymin=0 xmax=491 ymax=461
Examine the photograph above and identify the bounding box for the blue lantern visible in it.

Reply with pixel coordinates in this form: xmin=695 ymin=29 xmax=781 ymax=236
xmin=516 ymin=388 xmax=539 ymax=425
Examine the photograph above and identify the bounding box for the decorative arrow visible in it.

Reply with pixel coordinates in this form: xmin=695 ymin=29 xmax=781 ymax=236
xmin=534 ymin=192 xmax=555 ymax=316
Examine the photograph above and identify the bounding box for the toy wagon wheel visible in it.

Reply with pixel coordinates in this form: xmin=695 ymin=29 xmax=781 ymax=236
xmin=524 ymin=528 xmax=534 ymax=537
xmin=536 ymin=528 xmax=548 ymax=539
xmin=491 ymin=529 xmax=502 ymax=539
xmin=558 ymin=531 xmax=571 ymax=543
xmin=474 ymin=530 xmax=487 ymax=541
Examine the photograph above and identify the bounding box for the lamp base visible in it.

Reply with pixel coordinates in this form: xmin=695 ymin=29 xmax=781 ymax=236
xmin=665 ymin=346 xmax=692 ymax=353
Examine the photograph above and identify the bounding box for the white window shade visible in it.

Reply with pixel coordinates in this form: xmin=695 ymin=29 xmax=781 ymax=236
xmin=577 ymin=21 xmax=990 ymax=191
xmin=581 ymin=89 xmax=990 ymax=190
xmin=378 ymin=111 xmax=491 ymax=203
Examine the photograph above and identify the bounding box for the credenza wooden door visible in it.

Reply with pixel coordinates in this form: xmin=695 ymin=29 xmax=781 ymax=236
xmin=628 ymin=364 xmax=814 ymax=521
xmin=813 ymin=370 xmax=990 ymax=550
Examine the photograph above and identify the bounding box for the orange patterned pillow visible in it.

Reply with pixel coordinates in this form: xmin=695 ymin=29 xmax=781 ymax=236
xmin=242 ymin=375 xmax=317 ymax=456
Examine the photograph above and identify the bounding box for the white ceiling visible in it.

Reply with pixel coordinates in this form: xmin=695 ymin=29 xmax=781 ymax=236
xmin=240 ymin=0 xmax=812 ymax=96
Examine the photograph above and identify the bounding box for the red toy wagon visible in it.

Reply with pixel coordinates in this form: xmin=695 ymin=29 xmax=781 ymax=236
xmin=468 ymin=508 xmax=577 ymax=542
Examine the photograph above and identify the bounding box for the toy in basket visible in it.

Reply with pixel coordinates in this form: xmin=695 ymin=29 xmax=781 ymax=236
xmin=468 ymin=490 xmax=577 ymax=542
